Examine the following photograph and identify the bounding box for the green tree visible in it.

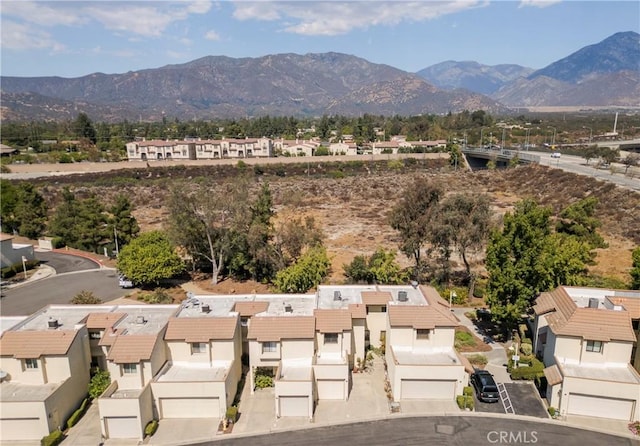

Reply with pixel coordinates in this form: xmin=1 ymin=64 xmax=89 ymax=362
xmin=555 ymin=197 xmax=606 ymax=250
xmin=343 ymin=255 xmax=371 ymax=283
xmin=274 ymin=216 xmax=324 ymax=266
xmin=0 ymin=182 xmax=47 ymax=239
xmin=274 ymin=245 xmax=331 ymax=293
xmin=631 ymin=247 xmax=640 ymax=290
xmin=74 ymin=112 xmax=97 ymax=144
xmin=582 ymin=145 xmax=600 ymax=165
xmin=389 ymin=178 xmax=443 ymax=273
xmin=436 ymin=194 xmax=493 ymax=285
xmin=89 ymin=370 xmax=110 ymax=399
xmin=485 ymin=199 xmax=553 ymax=331
xmin=343 ymin=249 xmax=407 ymax=284
xmin=0 ymin=180 xmax=18 ymax=233
xmin=110 ymin=195 xmax=140 ymax=251
xmin=117 ymin=231 xmax=184 ymax=287
xmin=167 ymin=180 xmax=249 ymax=284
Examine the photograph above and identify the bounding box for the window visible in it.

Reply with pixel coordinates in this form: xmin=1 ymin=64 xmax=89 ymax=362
xmin=381 ymin=305 xmax=387 ymax=313
xmin=25 ymin=358 xmax=38 ymax=369
xmin=416 ymin=329 xmax=430 ymax=340
xmin=191 ymin=342 xmax=206 ymax=354
xmin=324 ymin=333 xmax=338 ymax=344
xmin=123 ymin=363 xmax=137 ymax=374
xmin=240 ymin=317 xmax=249 ymax=327
xmin=586 ymin=340 xmax=603 ymax=353
xmin=90 ymin=332 xmax=102 ymax=340
xmin=262 ymin=342 xmax=277 ymax=353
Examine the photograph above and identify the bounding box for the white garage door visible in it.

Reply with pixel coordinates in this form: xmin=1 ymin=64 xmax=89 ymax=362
xmin=279 ymin=396 xmax=309 ymax=417
xmin=0 ymin=418 xmax=41 ymax=441
xmin=317 ymin=380 xmax=345 ymax=400
xmin=401 ymin=380 xmax=456 ymax=400
xmin=105 ymin=416 xmax=140 ymax=439
xmin=567 ymin=394 xmax=634 ymax=421
xmin=160 ymin=398 xmax=220 ymax=418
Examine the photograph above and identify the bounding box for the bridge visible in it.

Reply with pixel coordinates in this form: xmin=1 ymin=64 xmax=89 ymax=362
xmin=461 ymin=146 xmax=540 ymax=169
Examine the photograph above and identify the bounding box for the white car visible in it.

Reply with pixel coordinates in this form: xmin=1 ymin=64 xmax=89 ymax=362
xmin=118 ymin=275 xmax=134 ymax=288
xmin=551 ymin=152 xmax=561 ymax=158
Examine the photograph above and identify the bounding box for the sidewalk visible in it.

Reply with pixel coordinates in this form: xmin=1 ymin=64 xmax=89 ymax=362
xmin=452 ymin=307 xmax=512 ymax=383
xmin=2 ymin=263 xmax=56 ymax=290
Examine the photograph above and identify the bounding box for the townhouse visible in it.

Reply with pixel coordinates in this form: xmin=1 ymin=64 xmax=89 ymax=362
xmin=0 ymin=284 xmax=467 ymax=441
xmin=274 ymin=139 xmax=321 ymax=157
xmin=125 ymin=137 xmax=273 ymax=161
xmin=533 ymin=286 xmax=640 ymax=422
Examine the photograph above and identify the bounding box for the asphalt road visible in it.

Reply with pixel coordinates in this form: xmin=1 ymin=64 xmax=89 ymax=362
xmin=35 ymin=251 xmax=100 ymax=274
xmin=209 ymin=416 xmax=634 ymax=446
xmin=0 ymin=269 xmax=127 ymax=316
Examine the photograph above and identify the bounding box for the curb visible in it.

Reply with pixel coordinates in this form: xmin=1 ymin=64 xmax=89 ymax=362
xmin=3 ymin=264 xmax=57 ymax=290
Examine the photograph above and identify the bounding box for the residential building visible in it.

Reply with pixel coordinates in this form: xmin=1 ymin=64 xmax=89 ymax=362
xmin=0 ymin=233 xmax=35 ymax=269
xmin=385 ymin=285 xmax=468 ymax=401
xmin=533 ymin=286 xmax=640 ymax=422
xmin=151 ymin=296 xmax=242 ymax=421
xmin=274 ymin=139 xmax=320 ymax=157
xmin=97 ymin=305 xmax=178 ymax=440
xmin=0 ymin=306 xmax=113 ymax=441
xmin=328 ymin=141 xmax=358 ymax=156
xmin=126 ymin=137 xmax=273 ymax=161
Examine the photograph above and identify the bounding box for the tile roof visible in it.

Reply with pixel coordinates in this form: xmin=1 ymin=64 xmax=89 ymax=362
xmin=164 ymin=316 xmax=237 ymax=342
xmin=107 ymin=335 xmax=159 ymax=363
xmin=361 ymin=291 xmax=392 ymax=305
xmin=609 ymin=297 xmax=640 ymax=319
xmin=456 ymin=352 xmax=475 ymax=374
xmin=388 ymin=305 xmax=457 ymax=329
xmin=543 ymin=365 xmax=563 ymax=386
xmin=419 ymin=285 xmax=460 ymax=325
xmin=233 ymin=301 xmax=269 ymax=317
xmin=314 ymin=309 xmax=352 ymax=333
xmin=85 ymin=312 xmax=126 ymax=330
xmin=348 ymin=304 xmax=366 ymax=319
xmin=0 ymin=330 xmax=79 ymax=359
xmin=539 ymin=287 xmax=636 ymax=342
xmin=247 ymin=316 xmax=315 ymax=342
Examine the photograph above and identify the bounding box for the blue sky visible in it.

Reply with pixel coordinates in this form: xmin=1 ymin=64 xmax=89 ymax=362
xmin=1 ymin=1 xmax=638 ymax=78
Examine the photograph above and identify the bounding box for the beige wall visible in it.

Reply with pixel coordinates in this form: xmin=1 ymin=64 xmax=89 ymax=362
xmin=99 ymin=382 xmax=154 ymax=440
xmin=0 ymin=402 xmax=48 ymax=441
xmin=387 ymin=326 xmax=454 ymax=350
xmin=152 ymin=380 xmax=228 ymax=418
xmin=352 ymin=320 xmax=365 ymax=367
xmin=366 ymin=309 xmax=387 ymax=348
xmin=282 ymin=339 xmax=315 ymax=360
xmin=389 ymin=362 xmax=466 ymax=401
xmin=557 ymin=375 xmax=640 ymax=421
xmin=274 ymin=379 xmax=314 ymax=418
xmin=316 ymin=331 xmax=350 ymax=356
xmin=547 ymin=334 xmax=633 ymax=366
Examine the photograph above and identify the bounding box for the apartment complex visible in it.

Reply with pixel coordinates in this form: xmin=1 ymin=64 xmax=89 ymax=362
xmin=0 ymin=284 xmax=468 ymax=441
xmin=533 ymin=286 xmax=640 ymax=422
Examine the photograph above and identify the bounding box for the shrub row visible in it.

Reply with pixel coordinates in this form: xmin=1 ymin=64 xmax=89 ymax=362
xmin=456 ymin=395 xmax=474 ymax=410
xmin=145 ymin=419 xmax=159 ymax=437
xmin=40 ymin=430 xmax=64 ymax=446
xmin=509 ymin=356 xmax=545 ymax=380
xmin=66 ymin=398 xmax=89 ymax=429
xmin=1 ymin=259 xmax=39 ymax=279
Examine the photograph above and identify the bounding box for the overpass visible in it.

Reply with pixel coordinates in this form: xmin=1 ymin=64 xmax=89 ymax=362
xmin=461 ymin=146 xmax=540 ymax=169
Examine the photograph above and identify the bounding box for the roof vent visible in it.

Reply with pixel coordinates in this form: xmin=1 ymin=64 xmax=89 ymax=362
xmin=135 ymin=315 xmax=147 ymax=324
xmin=201 ymin=304 xmax=211 ymax=313
xmin=334 ymin=291 xmax=342 ymax=301
xmin=588 ymin=298 xmax=599 ymax=309
xmin=410 ymin=281 xmax=418 ymax=289
xmin=284 ymin=304 xmax=293 ymax=313
xmin=48 ymin=318 xmax=59 ymax=329
xmin=398 ymin=291 xmax=408 ymax=302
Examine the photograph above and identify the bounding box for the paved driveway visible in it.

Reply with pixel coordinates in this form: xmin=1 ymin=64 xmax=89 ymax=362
xmin=474 ymin=381 xmax=548 ymax=418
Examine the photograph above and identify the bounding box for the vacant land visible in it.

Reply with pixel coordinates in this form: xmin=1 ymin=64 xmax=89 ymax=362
xmin=18 ymin=159 xmax=640 ymax=285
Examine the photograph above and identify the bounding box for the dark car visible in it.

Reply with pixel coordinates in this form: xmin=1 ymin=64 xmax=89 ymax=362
xmin=471 ymin=370 xmax=499 ymax=403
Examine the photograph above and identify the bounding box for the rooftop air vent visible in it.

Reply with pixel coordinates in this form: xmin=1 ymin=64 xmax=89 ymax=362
xmin=201 ymin=304 xmax=211 ymax=313
xmin=135 ymin=315 xmax=146 ymax=325
xmin=285 ymin=304 xmax=293 ymax=313
xmin=47 ymin=318 xmax=59 ymax=329
xmin=398 ymin=291 xmax=408 ymax=302
xmin=588 ymin=298 xmax=599 ymax=309
xmin=334 ymin=291 xmax=342 ymax=301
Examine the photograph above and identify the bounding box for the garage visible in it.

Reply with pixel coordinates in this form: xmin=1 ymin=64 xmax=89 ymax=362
xmin=317 ymin=380 xmax=346 ymax=400
xmin=105 ymin=416 xmax=140 ymax=439
xmin=567 ymin=394 xmax=634 ymax=421
xmin=401 ymin=379 xmax=456 ymax=400
xmin=279 ymin=396 xmax=310 ymax=417
xmin=160 ymin=397 xmax=220 ymax=418
xmin=0 ymin=418 xmax=41 ymax=441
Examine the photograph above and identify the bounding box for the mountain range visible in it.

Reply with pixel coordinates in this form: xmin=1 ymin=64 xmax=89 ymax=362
xmin=1 ymin=31 xmax=638 ymax=122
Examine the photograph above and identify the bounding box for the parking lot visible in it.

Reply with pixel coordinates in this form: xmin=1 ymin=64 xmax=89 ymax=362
xmin=474 ymin=381 xmax=549 ymax=418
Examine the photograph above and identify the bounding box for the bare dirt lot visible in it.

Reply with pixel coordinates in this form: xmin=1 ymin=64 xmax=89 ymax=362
xmin=10 ymin=159 xmax=640 ymax=286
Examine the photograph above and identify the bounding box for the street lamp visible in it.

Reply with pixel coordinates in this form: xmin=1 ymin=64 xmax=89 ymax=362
xmin=583 ymin=126 xmax=593 ymax=144
xmin=548 ymin=127 xmax=556 ymax=146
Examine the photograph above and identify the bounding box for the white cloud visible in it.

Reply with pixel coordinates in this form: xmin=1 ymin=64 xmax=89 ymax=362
xmin=2 ymin=1 xmax=214 ymax=38
xmin=0 ymin=20 xmax=65 ymax=51
xmin=519 ymin=0 xmax=561 ymax=8
xmin=204 ymin=29 xmax=221 ymax=41
xmin=232 ymin=1 xmax=482 ymax=36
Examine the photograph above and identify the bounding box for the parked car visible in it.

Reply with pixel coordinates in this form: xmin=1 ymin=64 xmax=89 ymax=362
xmin=551 ymin=152 xmax=561 ymax=158
xmin=470 ymin=370 xmax=499 ymax=403
xmin=118 ymin=274 xmax=134 ymax=288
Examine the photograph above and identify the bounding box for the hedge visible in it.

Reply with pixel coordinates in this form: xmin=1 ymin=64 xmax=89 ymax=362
xmin=226 ymin=406 xmax=238 ymax=422
xmin=144 ymin=419 xmax=159 ymax=437
xmin=65 ymin=398 xmax=89 ymax=429
xmin=456 ymin=395 xmax=474 ymax=410
xmin=509 ymin=357 xmax=545 ymax=380
xmin=1 ymin=259 xmax=40 ymax=279
xmin=41 ymin=430 xmax=64 ymax=446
